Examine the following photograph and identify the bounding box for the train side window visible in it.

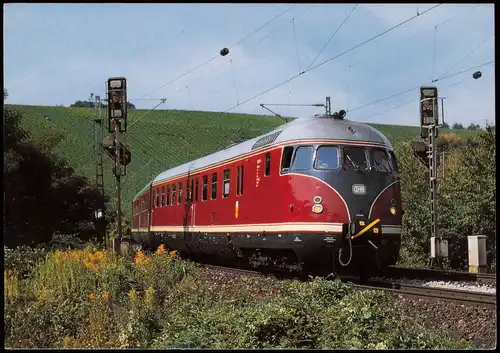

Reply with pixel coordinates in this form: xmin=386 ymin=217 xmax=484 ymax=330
xmin=211 ymin=172 xmax=217 ymax=200
xmin=161 ymin=187 xmax=165 ymax=206
xmin=166 ymin=185 xmax=171 ymax=206
xmin=315 ymin=146 xmax=340 ymax=170
xmin=236 ymin=166 xmax=240 ymax=196
xmin=178 ymin=182 xmax=183 ymax=204
xmin=371 ymin=148 xmax=391 ymax=173
xmin=292 ymin=146 xmax=313 ymax=170
xmin=223 ymin=169 xmax=230 ymax=198
xmin=389 ymin=151 xmax=400 ymax=175
xmin=189 ymin=179 xmax=194 ymax=202
xmin=240 ymin=166 xmax=244 ymax=195
xmin=202 ymin=175 xmax=208 ymax=201
xmin=265 ymin=152 xmax=271 ymax=176
xmin=172 ymin=184 xmax=177 ymax=205
xmin=195 ymin=178 xmax=199 ymax=202
xmin=281 ymin=146 xmax=294 ymax=172
xmin=155 ymin=188 xmax=160 ymax=208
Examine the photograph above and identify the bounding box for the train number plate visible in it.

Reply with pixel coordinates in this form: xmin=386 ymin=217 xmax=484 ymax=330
xmin=352 ymin=184 xmax=366 ymax=195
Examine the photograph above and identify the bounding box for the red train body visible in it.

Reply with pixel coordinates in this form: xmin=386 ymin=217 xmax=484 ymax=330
xmin=131 ymin=114 xmax=403 ymax=275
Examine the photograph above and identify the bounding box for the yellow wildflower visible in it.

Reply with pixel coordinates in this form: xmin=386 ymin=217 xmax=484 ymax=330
xmin=128 ymin=288 xmax=137 ymax=302
xmin=102 ymin=291 xmax=110 ymax=302
xmin=89 ymin=292 xmax=95 ymax=301
xmin=156 ymin=244 xmax=166 ymax=254
xmin=145 ymin=286 xmax=156 ymax=309
xmin=169 ymin=250 xmax=178 ymax=259
xmin=134 ymin=249 xmax=149 ymax=264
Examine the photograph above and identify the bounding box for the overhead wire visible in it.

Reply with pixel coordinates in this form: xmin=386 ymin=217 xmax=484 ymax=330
xmin=348 ymin=60 xmax=494 ymax=113
xmin=166 ymin=5 xmax=317 ymax=101
xmin=349 ymin=4 xmax=484 ymax=68
xmin=306 ymin=4 xmax=358 ymax=71
xmin=434 ymin=35 xmax=494 ymax=81
xmin=224 ymin=3 xmax=443 ymax=113
xmin=138 ymin=4 xmax=297 ymax=100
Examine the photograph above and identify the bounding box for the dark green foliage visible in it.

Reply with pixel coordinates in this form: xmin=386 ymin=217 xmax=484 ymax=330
xmin=452 ymin=122 xmax=464 ymax=130
xmin=70 ymin=100 xmax=135 ymax=109
xmin=396 ymin=126 xmax=496 ymax=270
xmin=3 ymin=94 xmax=109 ymax=247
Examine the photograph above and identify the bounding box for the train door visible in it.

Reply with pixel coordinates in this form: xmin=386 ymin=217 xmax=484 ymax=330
xmin=187 ymin=176 xmax=197 ymax=228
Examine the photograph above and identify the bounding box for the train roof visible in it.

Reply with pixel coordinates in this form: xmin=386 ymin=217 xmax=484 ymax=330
xmin=134 ymin=115 xmax=392 ymax=198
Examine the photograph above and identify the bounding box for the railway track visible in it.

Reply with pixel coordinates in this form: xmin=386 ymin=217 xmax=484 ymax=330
xmin=385 ymin=266 xmax=496 ymax=286
xmin=344 ymin=278 xmax=496 ymax=309
xmin=202 ymin=264 xmax=496 ymax=309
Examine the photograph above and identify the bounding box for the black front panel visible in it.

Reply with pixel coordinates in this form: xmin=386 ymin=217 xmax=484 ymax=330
xmin=284 ymin=143 xmax=400 ymax=220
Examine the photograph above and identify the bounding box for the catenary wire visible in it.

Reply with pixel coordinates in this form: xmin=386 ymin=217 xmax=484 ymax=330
xmin=224 ymin=3 xmax=443 ymax=113
xmin=306 ymin=4 xmax=358 ymax=70
xmin=138 ymin=4 xmax=297 ymax=100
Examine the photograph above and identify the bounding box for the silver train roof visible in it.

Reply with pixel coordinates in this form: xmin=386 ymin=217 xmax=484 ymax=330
xmin=135 ymin=115 xmax=392 ymax=198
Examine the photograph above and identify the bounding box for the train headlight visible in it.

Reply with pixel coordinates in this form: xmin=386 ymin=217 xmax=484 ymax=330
xmin=312 ymin=204 xmax=323 ymax=214
xmin=390 ymin=207 xmax=397 ymax=215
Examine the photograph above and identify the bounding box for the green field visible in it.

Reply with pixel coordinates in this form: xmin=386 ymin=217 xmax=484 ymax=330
xmin=7 ymin=104 xmax=478 ymax=214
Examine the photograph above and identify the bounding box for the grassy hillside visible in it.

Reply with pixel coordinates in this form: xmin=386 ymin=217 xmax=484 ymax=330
xmin=7 ymin=104 xmax=478 ymax=214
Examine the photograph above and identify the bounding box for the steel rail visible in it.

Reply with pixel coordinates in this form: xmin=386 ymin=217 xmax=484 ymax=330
xmin=385 ymin=267 xmax=497 ymax=286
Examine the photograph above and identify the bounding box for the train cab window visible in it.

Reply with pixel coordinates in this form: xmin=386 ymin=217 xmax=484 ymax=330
xmin=281 ymin=146 xmax=294 ymax=172
xmin=223 ymin=169 xmax=230 ymax=198
xmin=178 ymin=182 xmax=183 ymax=204
xmin=371 ymin=148 xmax=391 ymax=173
xmin=202 ymin=175 xmax=208 ymax=201
xmin=161 ymin=187 xmax=165 ymax=206
xmin=211 ymin=173 xmax=217 ymax=200
xmin=195 ymin=178 xmax=199 ymax=202
xmin=166 ymin=185 xmax=171 ymax=206
xmin=315 ymin=146 xmax=340 ymax=170
xmin=343 ymin=146 xmax=369 ymax=171
xmin=172 ymin=184 xmax=177 ymax=205
xmin=265 ymin=152 xmax=271 ymax=176
xmin=155 ymin=189 xmax=160 ymax=208
xmin=389 ymin=151 xmax=400 ymax=175
xmin=292 ymin=146 xmax=313 ymax=170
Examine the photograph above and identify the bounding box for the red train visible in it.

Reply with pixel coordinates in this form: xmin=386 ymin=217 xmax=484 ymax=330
xmin=131 ymin=111 xmax=403 ymax=276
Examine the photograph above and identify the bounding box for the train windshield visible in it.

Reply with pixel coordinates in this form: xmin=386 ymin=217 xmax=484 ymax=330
xmin=343 ymin=146 xmax=368 ymax=171
xmin=371 ymin=148 xmax=392 ymax=173
xmin=315 ymin=146 xmax=339 ymax=169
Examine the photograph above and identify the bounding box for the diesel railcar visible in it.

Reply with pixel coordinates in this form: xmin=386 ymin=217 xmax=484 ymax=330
xmin=131 ymin=112 xmax=403 ymax=276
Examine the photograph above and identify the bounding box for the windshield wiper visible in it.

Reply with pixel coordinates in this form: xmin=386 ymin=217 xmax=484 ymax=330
xmin=345 ymin=153 xmax=360 ymax=170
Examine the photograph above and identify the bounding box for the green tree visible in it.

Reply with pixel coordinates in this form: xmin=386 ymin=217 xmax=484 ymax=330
xmin=3 ymin=92 xmax=109 ymax=247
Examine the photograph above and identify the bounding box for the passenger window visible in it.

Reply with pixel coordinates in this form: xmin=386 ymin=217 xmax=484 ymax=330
xmin=223 ymin=169 xmax=230 ymax=198
xmin=265 ymin=152 xmax=271 ymax=176
xmin=240 ymin=166 xmax=244 ymax=195
xmin=343 ymin=146 xmax=368 ymax=171
xmin=195 ymin=178 xmax=199 ymax=202
xmin=315 ymin=146 xmax=339 ymax=170
xmin=172 ymin=184 xmax=177 ymax=205
xmin=166 ymin=185 xmax=171 ymax=206
xmin=236 ymin=167 xmax=240 ymax=196
xmin=211 ymin=173 xmax=217 ymax=200
xmin=161 ymin=187 xmax=165 ymax=206
xmin=389 ymin=151 xmax=400 ymax=175
xmin=371 ymin=148 xmax=391 ymax=173
xmin=178 ymin=182 xmax=183 ymax=204
xmin=292 ymin=146 xmax=313 ymax=170
xmin=155 ymin=189 xmax=160 ymax=208
xmin=281 ymin=146 xmax=294 ymax=171
xmin=202 ymin=175 xmax=208 ymax=201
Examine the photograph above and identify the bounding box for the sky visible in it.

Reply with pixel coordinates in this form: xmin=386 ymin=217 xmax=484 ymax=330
xmin=3 ymin=3 xmax=495 ymax=127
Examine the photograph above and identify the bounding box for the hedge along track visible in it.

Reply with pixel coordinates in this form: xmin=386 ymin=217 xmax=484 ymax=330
xmin=384 ymin=267 xmax=497 ymax=286
xmin=201 ymin=264 xmax=496 ymax=309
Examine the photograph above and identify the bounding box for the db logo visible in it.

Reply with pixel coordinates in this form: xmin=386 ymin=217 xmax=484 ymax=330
xmin=352 ymin=184 xmax=366 ymax=195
